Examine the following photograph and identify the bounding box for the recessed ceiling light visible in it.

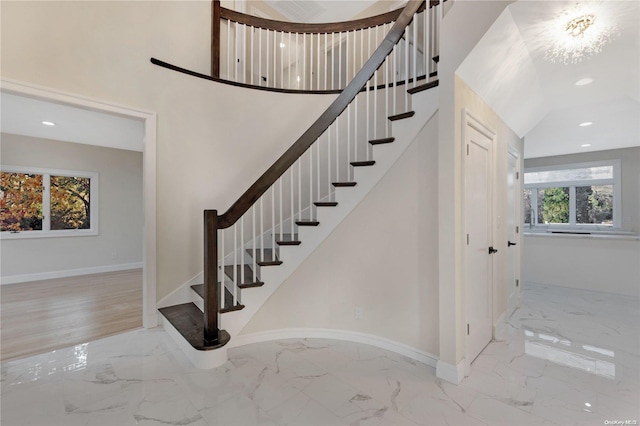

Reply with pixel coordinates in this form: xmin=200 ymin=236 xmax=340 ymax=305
xmin=41 ymin=121 xmax=56 ymax=126
xmin=581 ymin=143 xmax=592 ymax=147
xmin=579 ymin=121 xmax=593 ymax=127
xmin=575 ymin=77 xmax=594 ymax=86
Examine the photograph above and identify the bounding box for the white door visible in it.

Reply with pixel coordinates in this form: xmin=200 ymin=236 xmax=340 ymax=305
xmin=507 ymin=152 xmax=521 ymax=316
xmin=464 ymin=113 xmax=494 ymax=364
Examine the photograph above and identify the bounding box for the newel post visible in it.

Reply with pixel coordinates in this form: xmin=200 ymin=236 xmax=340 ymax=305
xmin=211 ymin=0 xmax=221 ymax=78
xmin=203 ymin=209 xmax=220 ymax=343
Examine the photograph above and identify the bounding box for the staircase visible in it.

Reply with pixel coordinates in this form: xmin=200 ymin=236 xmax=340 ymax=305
xmin=155 ymin=0 xmax=442 ymax=369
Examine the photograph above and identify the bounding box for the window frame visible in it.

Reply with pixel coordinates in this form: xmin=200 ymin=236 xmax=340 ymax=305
xmin=524 ymin=160 xmax=621 ymax=231
xmin=1 ymin=165 xmax=99 ymax=239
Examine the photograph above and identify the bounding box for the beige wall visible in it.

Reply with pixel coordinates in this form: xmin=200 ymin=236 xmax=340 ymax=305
xmin=1 ymin=1 xmax=335 ymax=299
xmin=242 ymin=114 xmax=440 ymax=355
xmin=1 ymin=134 xmax=143 ymax=280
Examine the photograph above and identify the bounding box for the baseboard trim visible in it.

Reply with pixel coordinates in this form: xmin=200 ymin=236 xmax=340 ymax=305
xmin=436 ymin=359 xmax=465 ymax=384
xmin=1 ymin=262 xmax=143 ymax=285
xmin=230 ymin=328 xmax=438 ymax=368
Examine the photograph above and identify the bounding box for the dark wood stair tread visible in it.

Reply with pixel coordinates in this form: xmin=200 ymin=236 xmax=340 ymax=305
xmin=295 ymin=220 xmax=320 ymax=226
xmin=314 ymin=202 xmax=338 ymax=207
xmin=332 ymin=182 xmax=357 ymax=187
xmin=407 ymin=79 xmax=439 ymax=95
xmin=275 ymin=233 xmax=300 ymax=245
xmin=223 ymin=264 xmax=262 ymax=285
xmin=190 ymin=284 xmax=246 ymax=312
xmin=388 ymin=111 xmax=414 ymax=121
xmin=351 ymin=160 xmax=376 ymax=167
xmin=276 ymin=239 xmax=301 ymax=246
xmin=158 ymin=302 xmax=230 ymax=350
xmin=369 ymin=137 xmax=395 ymax=145
xmin=432 ymin=55 xmax=439 ymax=63
xmin=429 ymin=70 xmax=438 ymax=78
xmin=246 ymin=248 xmax=282 ymax=266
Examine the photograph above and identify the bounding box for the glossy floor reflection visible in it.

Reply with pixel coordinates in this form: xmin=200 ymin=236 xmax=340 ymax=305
xmin=1 ymin=283 xmax=638 ymax=425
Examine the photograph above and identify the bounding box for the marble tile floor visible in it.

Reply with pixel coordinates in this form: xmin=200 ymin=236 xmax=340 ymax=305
xmin=1 ymin=283 xmax=638 ymax=426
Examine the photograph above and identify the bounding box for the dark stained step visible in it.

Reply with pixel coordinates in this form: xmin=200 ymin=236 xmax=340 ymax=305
xmin=314 ymin=201 xmax=338 ymax=207
xmin=245 ymin=248 xmax=282 ymax=266
xmin=407 ymin=79 xmax=439 ymax=95
xmin=275 ymin=233 xmax=301 ymax=246
xmin=295 ymin=220 xmax=320 ymax=226
xmin=369 ymin=137 xmax=395 ymax=145
xmin=388 ymin=111 xmax=415 ymax=121
xmin=332 ymin=182 xmax=357 ymax=187
xmin=429 ymin=70 xmax=438 ymax=78
xmin=351 ymin=160 xmax=376 ymax=167
xmin=432 ymin=55 xmax=439 ymax=63
xmin=158 ymin=303 xmax=230 ymax=350
xmin=191 ymin=284 xmax=246 ymax=312
xmin=223 ymin=264 xmax=262 ymax=286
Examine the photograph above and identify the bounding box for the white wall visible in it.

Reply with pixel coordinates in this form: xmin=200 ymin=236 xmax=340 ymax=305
xmin=1 ymin=1 xmax=336 ymax=300
xmin=1 ymin=134 xmax=143 ymax=282
xmin=523 ymin=147 xmax=640 ymax=296
xmin=524 ymin=234 xmax=640 ymax=297
xmin=242 ymin=113 xmax=440 ymax=355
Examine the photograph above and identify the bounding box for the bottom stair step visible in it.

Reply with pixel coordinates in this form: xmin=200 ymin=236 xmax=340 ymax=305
xmin=159 ymin=302 xmax=230 ymax=350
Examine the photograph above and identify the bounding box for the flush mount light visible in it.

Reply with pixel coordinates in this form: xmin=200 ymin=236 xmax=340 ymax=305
xmin=575 ymin=77 xmax=594 ymax=86
xmin=579 ymin=121 xmax=593 ymax=127
xmin=41 ymin=121 xmax=56 ymax=126
xmin=544 ymin=3 xmax=619 ymax=64
xmin=581 ymin=143 xmax=592 ymax=147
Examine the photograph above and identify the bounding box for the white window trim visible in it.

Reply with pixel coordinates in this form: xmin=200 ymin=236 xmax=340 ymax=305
xmin=524 ymin=159 xmax=621 ymax=231
xmin=1 ymin=165 xmax=99 ymax=239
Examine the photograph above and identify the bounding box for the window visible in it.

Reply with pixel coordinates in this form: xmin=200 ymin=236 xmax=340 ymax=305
xmin=0 ymin=166 xmax=98 ymax=239
xmin=524 ymin=160 xmax=620 ymax=230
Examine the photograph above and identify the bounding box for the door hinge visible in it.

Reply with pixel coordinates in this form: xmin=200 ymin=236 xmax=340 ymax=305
xmin=467 ymin=323 xmax=470 ymax=335
xmin=467 ymin=234 xmax=469 ymax=245
xmin=516 ymin=171 xmax=520 ymax=180
xmin=516 ymin=279 xmax=519 ymax=287
xmin=516 ymin=226 xmax=519 ymax=234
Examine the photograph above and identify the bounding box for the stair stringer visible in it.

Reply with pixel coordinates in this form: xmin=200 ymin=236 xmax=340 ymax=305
xmin=220 ymin=87 xmax=439 ymax=338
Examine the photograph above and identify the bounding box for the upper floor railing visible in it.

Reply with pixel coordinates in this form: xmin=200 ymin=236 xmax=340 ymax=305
xmin=211 ymin=0 xmax=441 ymax=92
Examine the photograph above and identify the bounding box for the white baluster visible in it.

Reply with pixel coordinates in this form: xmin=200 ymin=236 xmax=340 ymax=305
xmin=290 ymin=167 xmax=294 ymax=236
xmin=279 ymin=178 xmax=283 ymax=241
xmin=411 ymin=14 xmax=418 ymax=87
xmin=226 ymin=21 xmax=231 ymax=79
xmin=385 ymin=23 xmax=390 ymax=137
xmin=374 ymin=24 xmax=379 ymax=140
xmin=220 ymin=228 xmax=224 ymax=310
xmin=260 ymin=196 xmax=264 ymax=263
xmin=252 ymin=205 xmax=256 ymax=281
xmin=271 ymin=185 xmax=276 ymax=259
xmin=324 ymin=33 xmax=328 ymax=90
xmin=393 ymin=43 xmax=397 ymax=116
xmin=288 ymin=32 xmax=292 ymax=89
xmin=297 ymin=158 xmax=302 ymax=220
xmin=336 ymin=109 xmax=340 ymax=182
xmin=233 ymin=223 xmax=238 ymax=305
xmin=309 ymin=144 xmax=313 ymax=215
xmin=234 ymin=22 xmax=239 ymax=82
xmin=240 ymin=214 xmax=244 ymax=285
xmin=250 ymin=25 xmax=254 ymax=85
xmin=338 ymin=31 xmax=342 ymax=89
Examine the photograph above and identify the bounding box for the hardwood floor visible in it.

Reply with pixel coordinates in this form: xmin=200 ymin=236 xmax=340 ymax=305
xmin=0 ymin=269 xmax=142 ymax=361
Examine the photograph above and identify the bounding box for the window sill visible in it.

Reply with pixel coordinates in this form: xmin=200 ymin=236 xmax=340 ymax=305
xmin=523 ymin=230 xmax=639 ymax=241
xmin=1 ymin=230 xmax=98 ymax=240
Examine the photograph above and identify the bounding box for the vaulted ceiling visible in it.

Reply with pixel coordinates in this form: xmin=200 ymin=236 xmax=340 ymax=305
xmin=457 ymin=0 xmax=639 ymax=159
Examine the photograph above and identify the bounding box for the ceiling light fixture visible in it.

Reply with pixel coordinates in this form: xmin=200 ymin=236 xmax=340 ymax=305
xmin=579 ymin=121 xmax=593 ymax=127
xmin=581 ymin=143 xmax=592 ymax=147
xmin=41 ymin=121 xmax=56 ymax=126
xmin=575 ymin=77 xmax=594 ymax=86
xmin=544 ymin=3 xmax=619 ymax=64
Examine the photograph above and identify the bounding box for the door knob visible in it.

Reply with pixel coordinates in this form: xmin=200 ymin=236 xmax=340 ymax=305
xmin=508 ymin=241 xmax=517 ymax=247
xmin=488 ymin=246 xmax=498 ymax=254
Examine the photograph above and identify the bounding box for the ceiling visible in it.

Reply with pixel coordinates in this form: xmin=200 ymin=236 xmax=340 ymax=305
xmin=264 ymin=0 xmax=380 ymax=23
xmin=457 ymin=0 xmax=640 ymax=159
xmin=1 ymin=92 xmax=144 ymax=152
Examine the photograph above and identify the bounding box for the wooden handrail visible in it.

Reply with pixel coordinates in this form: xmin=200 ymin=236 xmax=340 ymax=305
xmin=217 ymin=0 xmax=425 ymax=229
